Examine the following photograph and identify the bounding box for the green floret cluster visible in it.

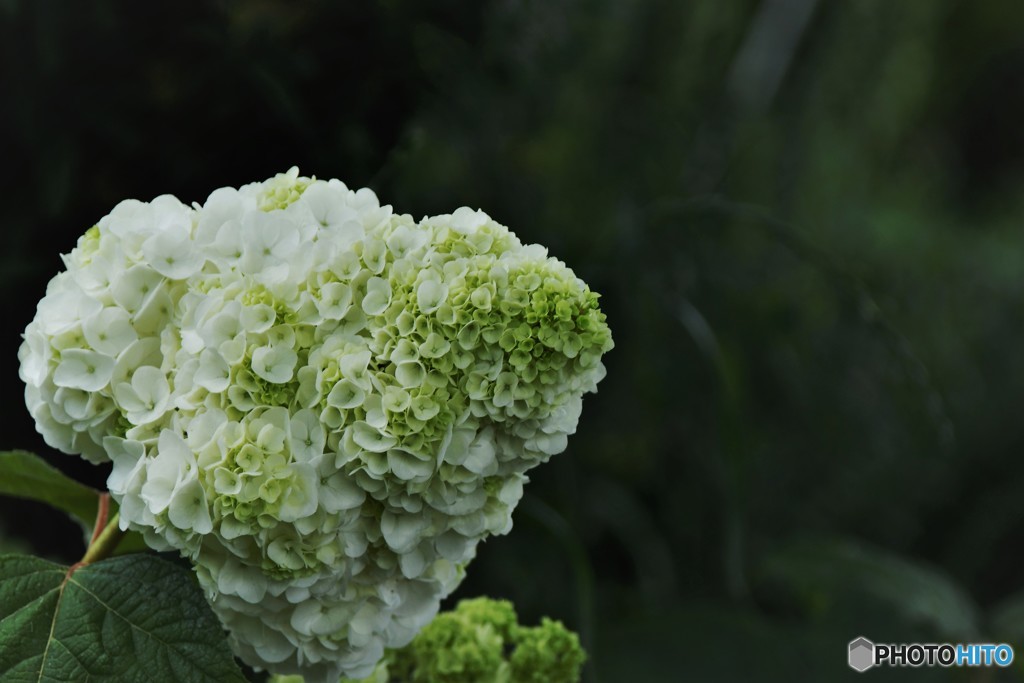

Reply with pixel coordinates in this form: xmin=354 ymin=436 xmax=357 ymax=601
xmin=257 ymin=166 xmax=315 ymax=211
xmin=271 ymin=597 xmax=585 ymax=683
xmin=507 ymin=618 xmax=587 ymax=683
xmin=366 ymin=596 xmax=585 ymax=683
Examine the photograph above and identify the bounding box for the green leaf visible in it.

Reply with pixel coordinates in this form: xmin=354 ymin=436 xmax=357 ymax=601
xmin=0 ymin=451 xmax=99 ymax=530
xmin=0 ymin=553 xmax=247 ymax=682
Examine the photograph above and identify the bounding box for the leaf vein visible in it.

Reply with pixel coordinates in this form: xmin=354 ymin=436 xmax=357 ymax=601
xmin=35 ymin=574 xmax=71 ymax=682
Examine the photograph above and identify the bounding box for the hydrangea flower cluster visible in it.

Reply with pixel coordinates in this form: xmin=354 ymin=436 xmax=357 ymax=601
xmin=19 ymin=169 xmax=612 ymax=682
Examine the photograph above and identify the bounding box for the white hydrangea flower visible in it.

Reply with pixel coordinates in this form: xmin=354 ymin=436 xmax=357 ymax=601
xmin=20 ymin=168 xmax=613 ymax=682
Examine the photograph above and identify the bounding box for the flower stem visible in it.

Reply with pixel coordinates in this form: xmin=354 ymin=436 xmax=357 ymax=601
xmin=88 ymin=492 xmax=111 ymax=546
xmin=80 ymin=512 xmax=126 ymax=565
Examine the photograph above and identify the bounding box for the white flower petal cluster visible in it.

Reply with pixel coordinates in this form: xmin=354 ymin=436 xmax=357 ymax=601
xmin=19 ymin=168 xmax=613 ymax=682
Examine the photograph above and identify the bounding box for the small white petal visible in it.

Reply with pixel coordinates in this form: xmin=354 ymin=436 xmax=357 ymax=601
xmin=143 ymin=230 xmax=204 ymax=280
xmin=53 ymin=349 xmax=114 ymax=392
xmin=82 ymin=307 xmax=138 ymax=356
xmin=251 ymin=345 xmax=298 ymax=384
xmin=168 ymin=475 xmax=212 ymax=534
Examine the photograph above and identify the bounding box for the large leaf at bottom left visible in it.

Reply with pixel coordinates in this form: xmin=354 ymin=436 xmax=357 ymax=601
xmin=0 ymin=553 xmax=247 ymax=682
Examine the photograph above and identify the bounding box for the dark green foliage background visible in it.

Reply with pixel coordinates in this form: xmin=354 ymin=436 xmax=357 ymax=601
xmin=2 ymin=1 xmax=1023 ymax=680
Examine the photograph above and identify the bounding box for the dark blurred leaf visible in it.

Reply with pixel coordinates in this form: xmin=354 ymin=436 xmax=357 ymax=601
xmin=597 ymin=602 xmax=943 ymax=682
xmin=759 ymin=538 xmax=980 ymax=641
xmin=989 ymin=590 xmax=1024 ymax=647
xmin=0 ymin=451 xmax=99 ymax=532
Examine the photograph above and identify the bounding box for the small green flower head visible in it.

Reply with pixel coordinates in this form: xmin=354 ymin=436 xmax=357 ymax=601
xmin=20 ymin=172 xmax=610 ymax=683
xmin=509 ymin=618 xmax=586 ymax=683
xmin=337 ymin=597 xmax=585 ymax=683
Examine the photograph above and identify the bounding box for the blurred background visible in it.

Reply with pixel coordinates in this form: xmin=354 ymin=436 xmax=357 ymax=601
xmin=4 ymin=0 xmax=1024 ymax=680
